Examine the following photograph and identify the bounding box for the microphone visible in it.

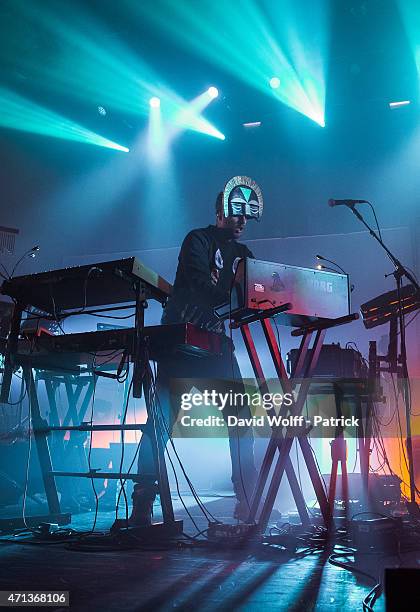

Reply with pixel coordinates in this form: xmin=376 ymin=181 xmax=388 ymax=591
xmin=316 ymin=264 xmax=338 ymax=273
xmin=316 ymin=255 xmax=354 ymax=292
xmin=316 ymin=254 xmax=346 ymax=274
xmin=29 ymin=245 xmax=40 ymax=259
xmin=11 ymin=245 xmax=41 ymax=278
xmin=328 ymin=198 xmax=368 ymax=207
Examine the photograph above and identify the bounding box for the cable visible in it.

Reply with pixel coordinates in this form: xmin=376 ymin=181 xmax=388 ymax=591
xmin=115 ymin=377 xmax=133 ymax=522
xmin=106 ymin=345 xmax=219 ymax=532
xmin=114 ymin=356 xmax=205 ymax=534
xmin=150 ymin=359 xmax=221 ymax=525
xmin=88 ymin=311 xmax=135 ymax=320
xmin=112 ymin=352 xmax=208 ymax=531
xmin=111 ymin=374 xmax=142 ymax=505
xmin=21 ymin=370 xmax=33 ymax=534
xmin=154 ymin=403 xmax=202 ymax=534
xmin=92 ymin=349 xmax=129 ymax=383
xmin=396 ymin=308 xmax=419 ymax=333
xmin=1 ymin=372 xmax=28 ymax=406
xmin=367 ymin=202 xmax=382 ymax=242
xmin=328 ymin=551 xmax=382 ymax=611
xmin=85 ymin=373 xmax=99 ymax=534
xmin=0 ymin=261 xmax=11 ymax=280
xmin=227 ymin=266 xmax=254 ymax=517
xmin=369 ymin=398 xmax=420 ymax=497
xmin=35 ymin=266 xmax=107 ymax=334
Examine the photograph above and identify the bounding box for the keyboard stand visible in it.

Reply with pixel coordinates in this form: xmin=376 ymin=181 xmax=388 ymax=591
xmin=231 ymin=307 xmax=359 ymax=532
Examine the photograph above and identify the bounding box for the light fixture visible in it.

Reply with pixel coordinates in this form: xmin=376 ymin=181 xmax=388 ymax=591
xmin=207 ymin=86 xmax=219 ymax=99
xmin=389 ymin=100 xmax=411 ymax=109
xmin=149 ymin=96 xmax=161 ymax=108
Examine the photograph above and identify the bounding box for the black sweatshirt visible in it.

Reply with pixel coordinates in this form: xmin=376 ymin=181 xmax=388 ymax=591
xmin=162 ymin=225 xmax=254 ymax=332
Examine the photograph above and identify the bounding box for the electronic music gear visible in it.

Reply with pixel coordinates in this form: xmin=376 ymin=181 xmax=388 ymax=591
xmin=351 ymin=515 xmax=402 ymax=553
xmin=0 ymin=323 xmax=223 ymax=372
xmin=0 ymin=258 xmax=180 ymax=533
xmin=1 ymin=257 xmax=172 ymax=314
xmin=287 ymin=343 xmax=367 ymax=378
xmin=360 ymin=283 xmax=419 ymax=329
xmin=215 ymin=258 xmax=350 ymax=326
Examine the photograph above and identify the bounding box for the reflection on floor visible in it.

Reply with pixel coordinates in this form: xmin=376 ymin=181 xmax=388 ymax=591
xmin=0 ymin=493 xmax=399 ymax=611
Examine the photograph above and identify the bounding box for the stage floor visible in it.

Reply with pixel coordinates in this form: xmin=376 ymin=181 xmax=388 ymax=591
xmin=0 ymin=493 xmax=397 ymax=611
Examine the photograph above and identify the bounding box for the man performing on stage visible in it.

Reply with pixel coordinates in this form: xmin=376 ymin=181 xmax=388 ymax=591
xmin=130 ymin=176 xmax=264 ymax=524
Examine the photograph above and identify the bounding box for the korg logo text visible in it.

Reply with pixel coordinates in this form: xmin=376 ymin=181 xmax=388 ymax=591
xmin=311 ymin=280 xmax=333 ymax=293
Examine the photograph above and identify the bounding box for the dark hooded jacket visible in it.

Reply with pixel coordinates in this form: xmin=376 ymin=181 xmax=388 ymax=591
xmin=162 ymin=225 xmax=253 ymax=333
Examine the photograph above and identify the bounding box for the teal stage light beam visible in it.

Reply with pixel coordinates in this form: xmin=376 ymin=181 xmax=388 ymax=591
xmin=397 ymin=0 xmax=420 ymax=100
xmin=5 ymin=0 xmax=222 ymax=137
xmin=130 ymin=0 xmax=328 ymax=127
xmin=147 ymin=100 xmax=167 ymax=163
xmin=0 ymin=87 xmax=129 ymax=151
xmin=6 ymin=0 xmax=159 ymax=117
xmin=147 ymin=86 xmax=225 ymax=141
xmin=171 ymin=88 xmax=225 ymax=139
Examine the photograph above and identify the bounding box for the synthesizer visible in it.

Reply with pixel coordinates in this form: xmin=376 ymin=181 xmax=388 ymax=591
xmin=361 ymin=283 xmax=419 ymax=329
xmin=1 ymin=323 xmax=223 ymax=372
xmin=215 ymin=258 xmax=350 ymax=326
xmin=1 ymin=257 xmax=172 ymax=315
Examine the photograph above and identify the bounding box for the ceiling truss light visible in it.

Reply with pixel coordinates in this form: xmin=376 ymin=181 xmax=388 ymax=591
xmin=389 ymin=100 xmax=411 ymax=109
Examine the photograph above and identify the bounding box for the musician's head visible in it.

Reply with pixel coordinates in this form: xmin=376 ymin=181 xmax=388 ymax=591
xmin=215 ymin=192 xmax=247 ymax=239
xmin=215 ymin=176 xmax=263 ymax=240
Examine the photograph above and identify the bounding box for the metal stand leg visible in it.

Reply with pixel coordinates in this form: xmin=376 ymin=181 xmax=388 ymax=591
xmin=238 ymin=316 xmax=333 ymax=532
xmin=240 ymin=324 xmax=310 ymax=526
xmin=0 ymin=303 xmax=23 ymax=403
xmin=260 ymin=326 xmax=331 ymax=530
xmin=142 ymin=364 xmax=175 ymax=524
xmin=262 ymin=320 xmax=331 ymax=526
xmin=22 ymin=365 xmax=61 ymax=515
xmin=329 ymin=436 xmax=348 ymax=516
xmin=131 ymin=283 xmax=177 ymax=526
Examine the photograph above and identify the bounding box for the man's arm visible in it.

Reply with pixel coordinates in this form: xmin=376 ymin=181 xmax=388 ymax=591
xmin=179 ymin=230 xmax=228 ymax=304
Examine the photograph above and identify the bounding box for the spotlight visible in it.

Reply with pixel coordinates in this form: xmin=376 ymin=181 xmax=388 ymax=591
xmin=149 ymin=97 xmax=161 ymax=108
xmin=207 ymin=86 xmax=219 ymax=99
xmin=270 ymin=77 xmax=280 ymax=89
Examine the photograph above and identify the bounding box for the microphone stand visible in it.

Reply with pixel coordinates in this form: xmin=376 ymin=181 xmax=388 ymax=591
xmin=347 ymin=203 xmax=420 ymax=514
